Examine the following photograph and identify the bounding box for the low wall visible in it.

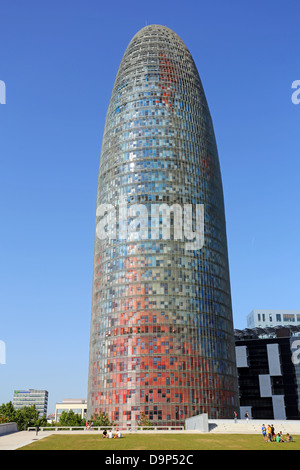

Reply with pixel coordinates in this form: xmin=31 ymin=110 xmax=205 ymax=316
xmin=185 ymin=413 xmax=209 ymax=432
xmin=0 ymin=423 xmax=18 ymax=436
xmin=28 ymin=425 xmax=184 ymax=432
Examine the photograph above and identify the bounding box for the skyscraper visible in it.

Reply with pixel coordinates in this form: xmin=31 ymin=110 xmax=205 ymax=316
xmin=88 ymin=24 xmax=239 ymax=426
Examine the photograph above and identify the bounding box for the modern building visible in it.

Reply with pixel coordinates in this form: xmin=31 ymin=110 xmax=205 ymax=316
xmin=54 ymin=399 xmax=87 ymax=422
xmin=247 ymin=309 xmax=300 ymax=329
xmin=88 ymin=24 xmax=239 ymax=426
xmin=235 ymin=326 xmax=300 ymax=420
xmin=13 ymin=389 xmax=48 ymax=417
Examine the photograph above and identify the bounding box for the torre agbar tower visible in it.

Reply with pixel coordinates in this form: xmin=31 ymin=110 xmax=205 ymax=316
xmin=88 ymin=25 xmax=239 ymax=426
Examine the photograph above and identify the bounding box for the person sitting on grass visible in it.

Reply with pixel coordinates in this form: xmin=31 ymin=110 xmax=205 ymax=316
xmin=286 ymin=433 xmax=293 ymax=442
xmin=113 ymin=428 xmax=123 ymax=438
xmin=102 ymin=430 xmax=107 ymax=438
xmin=276 ymin=433 xmax=284 ymax=442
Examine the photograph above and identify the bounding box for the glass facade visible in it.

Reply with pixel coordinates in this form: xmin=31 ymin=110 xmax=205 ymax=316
xmin=87 ymin=25 xmax=239 ymax=426
xmin=13 ymin=389 xmax=48 ymax=417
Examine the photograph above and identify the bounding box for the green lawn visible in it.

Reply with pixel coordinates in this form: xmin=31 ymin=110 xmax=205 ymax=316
xmin=18 ymin=433 xmax=299 ymax=450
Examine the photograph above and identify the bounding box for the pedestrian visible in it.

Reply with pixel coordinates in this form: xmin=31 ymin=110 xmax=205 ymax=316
xmin=276 ymin=433 xmax=284 ymax=443
xmin=271 ymin=424 xmax=275 ymax=441
xmin=267 ymin=424 xmax=272 ymax=442
xmin=245 ymin=411 xmax=249 ymax=423
xmin=261 ymin=424 xmax=267 ymax=442
xmin=233 ymin=410 xmax=238 ymax=423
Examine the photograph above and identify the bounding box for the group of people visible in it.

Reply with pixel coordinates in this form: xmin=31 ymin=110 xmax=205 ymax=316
xmin=102 ymin=429 xmax=123 ymax=439
xmin=261 ymin=424 xmax=293 ymax=443
xmin=85 ymin=422 xmax=123 ymax=439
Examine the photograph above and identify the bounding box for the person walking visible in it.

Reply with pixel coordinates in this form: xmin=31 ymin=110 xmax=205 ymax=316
xmin=245 ymin=411 xmax=249 ymax=423
xmin=233 ymin=410 xmax=238 ymax=423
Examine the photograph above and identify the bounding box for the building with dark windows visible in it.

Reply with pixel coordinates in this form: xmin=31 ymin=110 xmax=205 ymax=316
xmin=235 ymin=326 xmax=300 ymax=420
xmin=87 ymin=24 xmax=239 ymax=426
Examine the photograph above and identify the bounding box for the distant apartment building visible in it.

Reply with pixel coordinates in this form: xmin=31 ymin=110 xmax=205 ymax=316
xmin=55 ymin=399 xmax=87 ymax=422
xmin=235 ymin=326 xmax=300 ymax=420
xmin=13 ymin=389 xmax=48 ymax=416
xmin=247 ymin=309 xmax=300 ymax=329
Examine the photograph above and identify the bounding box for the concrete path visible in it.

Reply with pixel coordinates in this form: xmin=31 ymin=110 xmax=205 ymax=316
xmin=0 ymin=430 xmax=51 ymax=450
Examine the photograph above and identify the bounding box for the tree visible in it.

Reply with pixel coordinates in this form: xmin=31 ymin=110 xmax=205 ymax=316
xmin=0 ymin=401 xmax=16 ymax=423
xmin=90 ymin=411 xmax=114 ymax=427
xmin=0 ymin=401 xmax=47 ymax=430
xmin=15 ymin=405 xmax=40 ymax=430
xmin=137 ymin=412 xmax=153 ymax=428
xmin=59 ymin=410 xmax=85 ymax=426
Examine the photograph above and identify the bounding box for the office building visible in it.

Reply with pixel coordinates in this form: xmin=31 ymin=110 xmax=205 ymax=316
xmin=13 ymin=389 xmax=48 ymax=417
xmin=247 ymin=309 xmax=300 ymax=329
xmin=88 ymin=24 xmax=239 ymax=426
xmin=235 ymin=326 xmax=300 ymax=420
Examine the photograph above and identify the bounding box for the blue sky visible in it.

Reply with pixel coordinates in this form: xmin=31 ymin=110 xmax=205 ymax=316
xmin=0 ymin=0 xmax=299 ymax=414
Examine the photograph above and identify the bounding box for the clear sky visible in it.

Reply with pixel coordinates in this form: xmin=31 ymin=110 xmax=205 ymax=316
xmin=0 ymin=0 xmax=299 ymax=414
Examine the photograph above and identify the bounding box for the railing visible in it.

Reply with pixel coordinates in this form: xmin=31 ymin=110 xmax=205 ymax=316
xmin=27 ymin=425 xmax=185 ymax=432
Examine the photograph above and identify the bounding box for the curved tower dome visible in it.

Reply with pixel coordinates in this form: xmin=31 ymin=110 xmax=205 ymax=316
xmin=88 ymin=24 xmax=239 ymax=426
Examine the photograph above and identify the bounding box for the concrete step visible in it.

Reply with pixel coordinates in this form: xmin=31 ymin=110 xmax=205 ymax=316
xmin=207 ymin=419 xmax=300 ymax=435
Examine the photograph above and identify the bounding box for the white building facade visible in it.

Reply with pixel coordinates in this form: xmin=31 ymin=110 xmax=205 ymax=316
xmin=54 ymin=399 xmax=87 ymax=422
xmin=247 ymin=310 xmax=300 ymax=329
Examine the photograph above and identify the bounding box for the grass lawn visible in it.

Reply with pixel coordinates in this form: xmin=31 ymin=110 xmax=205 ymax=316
xmin=18 ymin=433 xmax=299 ymax=450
